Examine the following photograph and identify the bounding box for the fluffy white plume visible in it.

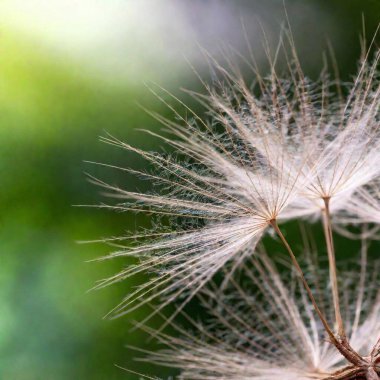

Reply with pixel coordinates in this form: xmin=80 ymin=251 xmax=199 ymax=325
xmin=343 ymin=181 xmax=380 ymax=226
xmin=89 ymin=43 xmax=380 ymax=320
xmin=145 ymin=251 xmax=380 ymax=379
xmin=204 ymin=47 xmax=380 ymax=222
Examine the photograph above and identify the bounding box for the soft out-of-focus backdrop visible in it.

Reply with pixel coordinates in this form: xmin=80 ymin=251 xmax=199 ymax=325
xmin=0 ymin=1 xmax=379 ymax=379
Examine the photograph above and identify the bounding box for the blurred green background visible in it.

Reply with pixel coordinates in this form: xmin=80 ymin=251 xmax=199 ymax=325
xmin=0 ymin=1 xmax=379 ymax=379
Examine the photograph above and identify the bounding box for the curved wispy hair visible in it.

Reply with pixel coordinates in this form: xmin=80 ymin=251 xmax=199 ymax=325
xmin=91 ymin=112 xmax=311 ymax=318
xmin=203 ymin=43 xmax=380 ymax=222
xmin=344 ymin=181 xmax=380 ymax=225
xmin=87 ymin=37 xmax=380 ymax=321
xmin=144 ymin=250 xmax=380 ymax=380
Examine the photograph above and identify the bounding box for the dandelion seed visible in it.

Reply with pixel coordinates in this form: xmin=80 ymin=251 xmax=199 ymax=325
xmin=202 ymin=42 xmax=380 ymax=342
xmin=145 ymin=251 xmax=380 ymax=380
xmin=84 ymin=24 xmax=380 ymax=379
xmin=85 ymin=29 xmax=380 ymax=377
xmin=205 ymin=47 xmax=380 ymax=221
xmin=88 ymin=40 xmax=380 ymax=327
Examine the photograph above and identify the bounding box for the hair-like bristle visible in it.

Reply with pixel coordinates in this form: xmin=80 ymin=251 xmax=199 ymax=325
xmin=89 ymin=30 xmax=380 ymax=379
xmin=144 ymin=251 xmax=380 ymax=379
xmin=89 ymin=43 xmax=380 ymax=319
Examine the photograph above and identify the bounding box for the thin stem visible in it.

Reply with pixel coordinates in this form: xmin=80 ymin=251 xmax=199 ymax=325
xmin=270 ymin=220 xmax=337 ymax=341
xmin=371 ymin=336 xmax=380 ymax=360
xmin=351 ymin=232 xmax=368 ymax=339
xmin=270 ymin=219 xmax=365 ymax=367
xmin=322 ymin=197 xmax=345 ymax=338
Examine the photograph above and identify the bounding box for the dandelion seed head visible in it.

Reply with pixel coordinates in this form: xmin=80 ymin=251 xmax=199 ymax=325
xmin=146 ymin=253 xmax=380 ymax=379
xmin=205 ymin=53 xmax=380 ymax=223
xmin=90 ymin=41 xmax=380 ymax=322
